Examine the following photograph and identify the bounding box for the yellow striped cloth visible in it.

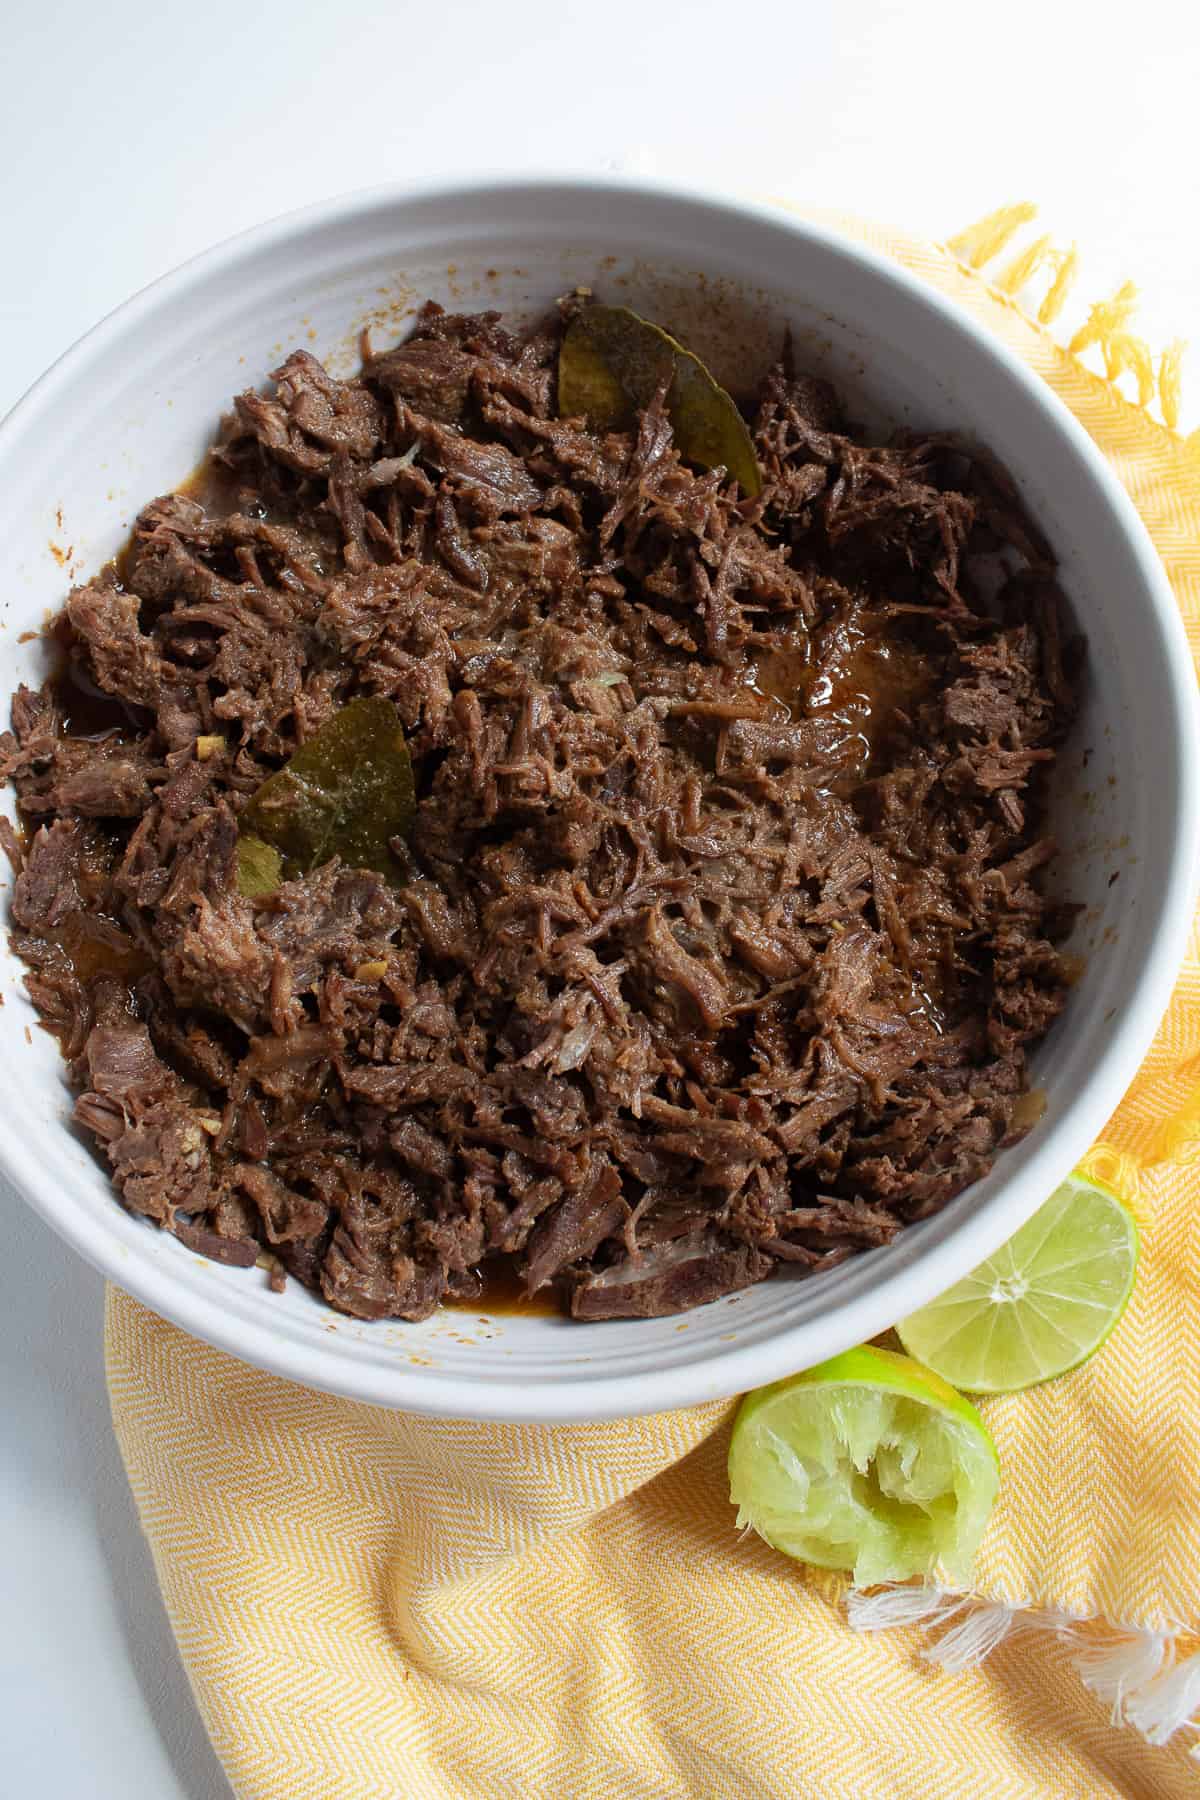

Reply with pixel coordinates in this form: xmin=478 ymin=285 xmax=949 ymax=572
xmin=107 ymin=215 xmax=1200 ymax=1799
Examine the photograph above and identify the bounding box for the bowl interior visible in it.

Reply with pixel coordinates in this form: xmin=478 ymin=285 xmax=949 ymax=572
xmin=0 ymin=181 xmax=1191 ymax=1419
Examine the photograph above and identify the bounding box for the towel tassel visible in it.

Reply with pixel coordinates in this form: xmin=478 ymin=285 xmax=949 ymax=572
xmin=848 ymin=1586 xmax=1200 ymax=1754
xmin=946 ymin=204 xmax=1186 ymax=434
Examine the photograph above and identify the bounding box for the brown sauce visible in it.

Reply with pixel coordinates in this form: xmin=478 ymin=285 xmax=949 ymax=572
xmin=1010 ymin=1086 xmax=1047 ymax=1134
xmin=52 ymin=657 xmax=133 ymax=743
xmin=1059 ymin=953 xmax=1087 ymax=987
xmin=442 ymin=1255 xmax=563 ymax=1317
xmin=757 ymin=618 xmax=960 ymax=1038
xmin=53 ymin=911 xmax=149 ymax=983
xmin=752 ymin=643 xmax=807 ymax=713
xmin=109 ymin=457 xmax=241 ymax=591
xmin=177 ymin=455 xmax=241 ymax=518
xmin=755 ymin=615 xmax=936 ymax=772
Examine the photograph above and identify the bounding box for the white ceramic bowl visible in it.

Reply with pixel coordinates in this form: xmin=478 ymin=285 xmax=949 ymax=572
xmin=2 ymin=178 xmax=1196 ymax=1421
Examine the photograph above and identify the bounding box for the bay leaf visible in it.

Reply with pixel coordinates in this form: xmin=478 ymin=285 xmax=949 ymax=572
xmin=558 ymin=304 xmax=761 ymax=497
xmin=237 ymin=696 xmax=415 ymax=896
xmin=236 ymin=835 xmax=284 ymax=899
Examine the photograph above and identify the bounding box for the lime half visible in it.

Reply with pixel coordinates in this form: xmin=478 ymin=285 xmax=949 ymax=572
xmin=897 ymin=1174 xmax=1139 ymax=1394
xmin=728 ymin=1345 xmax=999 ymax=1587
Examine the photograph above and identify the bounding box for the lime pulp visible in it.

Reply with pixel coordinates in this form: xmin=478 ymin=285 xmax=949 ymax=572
xmin=896 ymin=1174 xmax=1139 ymax=1394
xmin=728 ymin=1344 xmax=999 ymax=1587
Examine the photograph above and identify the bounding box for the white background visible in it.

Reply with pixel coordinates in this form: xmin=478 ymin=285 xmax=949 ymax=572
xmin=3 ymin=3 xmax=1198 ymax=1795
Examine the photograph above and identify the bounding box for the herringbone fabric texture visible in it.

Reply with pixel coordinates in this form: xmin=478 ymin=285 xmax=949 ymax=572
xmin=107 ymin=218 xmax=1200 ymax=1798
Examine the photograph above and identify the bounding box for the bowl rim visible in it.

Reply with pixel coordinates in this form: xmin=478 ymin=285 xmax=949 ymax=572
xmin=3 ymin=172 xmax=1198 ymax=1421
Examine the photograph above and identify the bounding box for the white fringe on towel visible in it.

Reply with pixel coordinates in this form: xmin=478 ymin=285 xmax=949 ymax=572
xmin=846 ymin=1589 xmax=1200 ymax=1755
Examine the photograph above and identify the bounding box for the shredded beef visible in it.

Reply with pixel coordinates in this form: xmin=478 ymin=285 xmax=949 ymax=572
xmin=2 ymin=294 xmax=1080 ymax=1321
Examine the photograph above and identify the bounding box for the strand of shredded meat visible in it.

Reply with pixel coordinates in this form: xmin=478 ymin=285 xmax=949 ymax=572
xmin=0 ymin=297 xmax=1081 ymax=1320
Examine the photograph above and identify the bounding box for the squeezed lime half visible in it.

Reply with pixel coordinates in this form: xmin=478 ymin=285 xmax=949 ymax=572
xmin=728 ymin=1344 xmax=999 ymax=1586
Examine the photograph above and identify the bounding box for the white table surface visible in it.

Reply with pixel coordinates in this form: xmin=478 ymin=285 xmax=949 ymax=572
xmin=3 ymin=3 xmax=1198 ymax=1794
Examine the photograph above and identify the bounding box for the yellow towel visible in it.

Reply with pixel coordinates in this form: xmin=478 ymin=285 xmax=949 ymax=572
xmin=106 ymin=212 xmax=1200 ymax=1800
